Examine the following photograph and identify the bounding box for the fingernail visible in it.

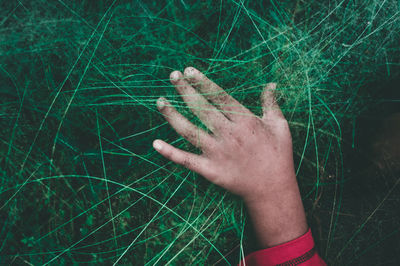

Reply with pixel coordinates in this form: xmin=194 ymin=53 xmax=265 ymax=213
xmin=153 ymin=140 xmax=163 ymax=151
xmin=157 ymin=98 xmax=166 ymax=109
xmin=170 ymin=71 xmax=181 ymax=82
xmin=184 ymin=67 xmax=195 ymax=77
xmin=266 ymin=82 xmax=277 ymax=91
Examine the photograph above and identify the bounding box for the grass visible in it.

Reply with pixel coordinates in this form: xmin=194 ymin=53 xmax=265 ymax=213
xmin=1 ymin=0 xmax=400 ymax=264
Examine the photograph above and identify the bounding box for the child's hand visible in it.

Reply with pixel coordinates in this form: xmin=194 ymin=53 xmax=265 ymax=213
xmin=154 ymin=67 xmax=308 ymax=247
xmin=153 ymin=67 xmax=295 ymax=204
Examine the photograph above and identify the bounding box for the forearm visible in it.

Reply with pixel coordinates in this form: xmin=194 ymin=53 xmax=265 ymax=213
xmin=243 ymin=174 xmax=308 ymax=248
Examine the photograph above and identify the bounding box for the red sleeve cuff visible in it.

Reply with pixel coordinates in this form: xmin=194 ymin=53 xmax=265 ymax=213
xmin=240 ymin=229 xmax=326 ymax=266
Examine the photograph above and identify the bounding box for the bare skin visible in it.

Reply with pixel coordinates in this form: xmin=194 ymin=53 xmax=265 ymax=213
xmin=153 ymin=67 xmax=308 ymax=248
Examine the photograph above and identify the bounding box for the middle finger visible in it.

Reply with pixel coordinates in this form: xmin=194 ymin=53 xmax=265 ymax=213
xmin=170 ymin=71 xmax=231 ymax=134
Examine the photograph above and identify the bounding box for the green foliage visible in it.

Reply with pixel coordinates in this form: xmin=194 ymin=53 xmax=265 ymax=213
xmin=0 ymin=0 xmax=399 ymax=264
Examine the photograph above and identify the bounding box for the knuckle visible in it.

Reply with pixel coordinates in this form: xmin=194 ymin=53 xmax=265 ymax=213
xmin=276 ymin=116 xmax=289 ymax=126
xmin=181 ymin=130 xmax=197 ymax=142
xmin=243 ymin=116 xmax=262 ymax=130
xmin=215 ymin=91 xmax=229 ymax=104
xmin=227 ymin=129 xmax=244 ymax=146
xmin=273 ymin=118 xmax=290 ymax=131
xmin=181 ymin=158 xmax=193 ymax=168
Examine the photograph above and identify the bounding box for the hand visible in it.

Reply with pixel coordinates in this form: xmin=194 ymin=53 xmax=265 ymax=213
xmin=153 ymin=67 xmax=295 ymax=203
xmin=153 ymin=67 xmax=308 ymax=247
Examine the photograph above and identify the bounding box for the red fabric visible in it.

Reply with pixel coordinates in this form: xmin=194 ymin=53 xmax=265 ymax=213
xmin=239 ymin=229 xmax=326 ymax=266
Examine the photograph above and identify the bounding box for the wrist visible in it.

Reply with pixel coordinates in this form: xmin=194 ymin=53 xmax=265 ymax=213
xmin=242 ymin=171 xmax=298 ymax=205
xmin=243 ymin=176 xmax=308 ymax=248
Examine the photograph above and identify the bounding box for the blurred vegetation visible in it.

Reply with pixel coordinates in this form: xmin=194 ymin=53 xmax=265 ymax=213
xmin=0 ymin=0 xmax=399 ymax=264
